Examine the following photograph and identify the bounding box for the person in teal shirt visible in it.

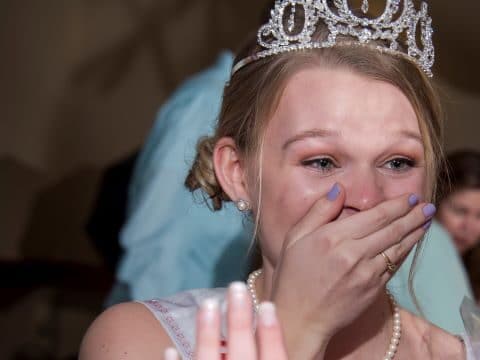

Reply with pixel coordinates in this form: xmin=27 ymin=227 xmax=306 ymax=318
xmin=109 ymin=51 xmax=472 ymax=335
xmin=107 ymin=52 xmax=252 ymax=305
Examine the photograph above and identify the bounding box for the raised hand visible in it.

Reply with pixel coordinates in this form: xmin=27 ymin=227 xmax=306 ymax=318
xmin=163 ymin=283 xmax=288 ymax=360
xmin=271 ymin=183 xmax=435 ymax=358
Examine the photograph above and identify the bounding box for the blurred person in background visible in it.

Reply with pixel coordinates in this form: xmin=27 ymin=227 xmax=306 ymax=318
xmin=437 ymin=150 xmax=480 ymax=301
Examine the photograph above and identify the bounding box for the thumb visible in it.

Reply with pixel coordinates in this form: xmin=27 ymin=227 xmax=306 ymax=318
xmin=285 ymin=183 xmax=345 ymax=250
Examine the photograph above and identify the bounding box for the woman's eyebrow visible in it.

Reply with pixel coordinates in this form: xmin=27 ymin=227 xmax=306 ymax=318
xmin=397 ymin=130 xmax=423 ymax=144
xmin=282 ymin=128 xmax=340 ymax=150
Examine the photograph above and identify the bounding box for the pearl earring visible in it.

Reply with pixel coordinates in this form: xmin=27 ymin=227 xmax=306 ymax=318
xmin=236 ymin=199 xmax=250 ymax=212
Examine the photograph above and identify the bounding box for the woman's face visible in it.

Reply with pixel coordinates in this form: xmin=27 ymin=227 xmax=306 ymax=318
xmin=254 ymin=67 xmax=426 ymax=267
xmin=438 ymin=189 xmax=480 ymax=254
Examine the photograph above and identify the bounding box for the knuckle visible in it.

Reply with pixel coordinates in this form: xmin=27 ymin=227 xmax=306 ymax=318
xmin=319 ymin=231 xmax=337 ymax=251
xmin=384 ymin=225 xmax=396 ymax=241
xmin=392 ymin=242 xmax=404 ymax=260
xmin=335 ymin=250 xmax=357 ymax=270
xmin=322 ymin=232 xmax=334 ymax=247
xmin=391 ymin=222 xmax=406 ymax=241
xmin=356 ymin=268 xmax=373 ymax=286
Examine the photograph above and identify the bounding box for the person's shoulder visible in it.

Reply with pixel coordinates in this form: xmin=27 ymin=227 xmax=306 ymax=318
xmin=426 ymin=322 xmax=465 ymax=359
xmin=79 ymin=301 xmax=173 ymax=360
xmin=401 ymin=309 xmax=465 ymax=359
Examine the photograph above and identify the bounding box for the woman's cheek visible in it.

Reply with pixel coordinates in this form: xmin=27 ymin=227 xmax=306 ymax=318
xmin=278 ymin=174 xmax=335 ymax=220
xmin=381 ymin=171 xmax=426 ymax=200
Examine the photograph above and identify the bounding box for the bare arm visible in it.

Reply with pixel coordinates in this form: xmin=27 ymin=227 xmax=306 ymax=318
xmin=79 ymin=302 xmax=174 ymax=360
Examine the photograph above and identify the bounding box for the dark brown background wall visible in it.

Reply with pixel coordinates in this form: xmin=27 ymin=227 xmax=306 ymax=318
xmin=1 ymin=0 xmax=270 ymax=264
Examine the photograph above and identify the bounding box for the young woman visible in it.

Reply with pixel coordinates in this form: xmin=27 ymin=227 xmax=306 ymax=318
xmin=80 ymin=1 xmax=476 ymax=359
xmin=437 ymin=150 xmax=480 ymax=301
xmin=438 ymin=151 xmax=480 ymax=256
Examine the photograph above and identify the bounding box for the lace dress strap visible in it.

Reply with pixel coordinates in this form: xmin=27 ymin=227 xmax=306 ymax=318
xmin=138 ymin=288 xmax=228 ymax=359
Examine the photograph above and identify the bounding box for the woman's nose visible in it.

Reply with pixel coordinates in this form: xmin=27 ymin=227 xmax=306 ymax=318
xmin=343 ymin=169 xmax=386 ymax=211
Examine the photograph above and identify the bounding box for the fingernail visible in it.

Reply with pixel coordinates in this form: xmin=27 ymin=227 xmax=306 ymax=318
xmin=229 ymin=282 xmax=247 ymax=306
xmin=258 ymin=302 xmax=277 ymax=327
xmin=164 ymin=348 xmax=179 ymax=360
xmin=422 ymin=203 xmax=436 ymax=218
xmin=327 ymin=183 xmax=340 ymax=201
xmin=201 ymin=298 xmax=218 ymax=323
xmin=408 ymin=194 xmax=419 ymax=206
xmin=423 ymin=219 xmax=433 ymax=230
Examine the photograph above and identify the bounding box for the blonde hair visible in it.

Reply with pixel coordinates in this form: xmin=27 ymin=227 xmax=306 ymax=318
xmin=185 ymin=26 xmax=445 ymax=310
xmin=187 ymin=16 xmax=444 ymax=201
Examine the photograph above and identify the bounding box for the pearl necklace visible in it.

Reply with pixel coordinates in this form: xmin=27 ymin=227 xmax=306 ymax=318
xmin=246 ymin=269 xmax=401 ymax=360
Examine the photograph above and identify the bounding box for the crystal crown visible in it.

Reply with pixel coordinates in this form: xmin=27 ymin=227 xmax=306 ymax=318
xmin=232 ymin=0 xmax=434 ymax=77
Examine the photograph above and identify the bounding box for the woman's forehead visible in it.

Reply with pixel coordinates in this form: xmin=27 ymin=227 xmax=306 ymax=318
xmin=266 ymin=67 xmax=421 ymax=144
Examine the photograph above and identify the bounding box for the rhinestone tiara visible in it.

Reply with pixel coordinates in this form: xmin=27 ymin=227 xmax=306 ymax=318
xmin=232 ymin=0 xmax=434 ymax=77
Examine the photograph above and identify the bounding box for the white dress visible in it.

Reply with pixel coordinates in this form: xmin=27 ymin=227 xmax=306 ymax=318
xmin=139 ymin=288 xmax=477 ymax=359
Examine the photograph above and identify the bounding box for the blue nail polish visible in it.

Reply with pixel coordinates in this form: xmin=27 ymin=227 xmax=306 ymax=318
xmin=408 ymin=194 xmax=419 ymax=206
xmin=422 ymin=203 xmax=436 ymax=218
xmin=327 ymin=183 xmax=340 ymax=201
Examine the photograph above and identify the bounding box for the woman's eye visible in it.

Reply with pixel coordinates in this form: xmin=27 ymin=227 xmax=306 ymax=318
xmin=302 ymin=158 xmax=336 ymax=172
xmin=450 ymin=204 xmax=467 ymax=216
xmin=384 ymin=158 xmax=415 ymax=171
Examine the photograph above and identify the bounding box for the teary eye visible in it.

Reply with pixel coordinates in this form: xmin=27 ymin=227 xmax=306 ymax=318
xmin=384 ymin=157 xmax=415 ymax=172
xmin=302 ymin=157 xmax=337 ymax=172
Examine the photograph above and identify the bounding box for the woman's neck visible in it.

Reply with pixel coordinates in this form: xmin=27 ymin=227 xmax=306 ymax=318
xmin=325 ymin=292 xmax=393 ymax=359
xmin=256 ymin=263 xmax=395 ymax=360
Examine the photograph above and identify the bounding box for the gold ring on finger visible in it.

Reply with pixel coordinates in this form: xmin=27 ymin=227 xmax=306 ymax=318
xmin=381 ymin=251 xmax=397 ymax=274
